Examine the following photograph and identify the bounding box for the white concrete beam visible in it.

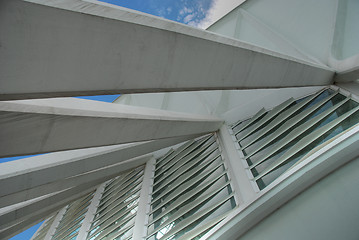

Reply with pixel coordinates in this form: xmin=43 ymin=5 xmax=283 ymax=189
xmin=0 ymin=0 xmax=334 ymax=100
xmin=0 ymin=154 xmax=151 ymax=208
xmin=0 ymin=133 xmax=201 ymax=206
xmin=1 ymin=218 xmax=46 ymax=240
xmin=0 ymin=97 xmax=221 ymax=157
xmin=0 ymin=152 xmax=146 ymax=237
xmin=0 ymin=184 xmax=97 ymax=239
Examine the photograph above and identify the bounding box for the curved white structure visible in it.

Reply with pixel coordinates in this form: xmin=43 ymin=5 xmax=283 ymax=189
xmin=1 ymin=0 xmax=359 ymax=239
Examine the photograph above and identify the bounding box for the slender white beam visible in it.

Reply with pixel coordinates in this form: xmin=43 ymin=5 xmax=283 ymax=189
xmin=0 ymin=97 xmax=221 ymax=157
xmin=0 ymin=153 xmax=150 ymax=208
xmin=0 ymin=155 xmax=150 ymax=237
xmin=0 ymin=185 xmax=96 ymax=239
xmin=43 ymin=207 xmax=67 ymax=240
xmin=1 ymin=218 xmax=47 ymax=240
xmin=0 ymin=134 xmax=201 ymax=207
xmin=0 ymin=162 xmax=128 ymax=234
xmin=76 ymin=183 xmax=105 ymax=239
xmin=132 ymin=157 xmax=156 ymax=240
xmin=0 ymin=0 xmax=333 ymax=100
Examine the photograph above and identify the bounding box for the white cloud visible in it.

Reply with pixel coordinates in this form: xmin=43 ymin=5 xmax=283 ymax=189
xmin=179 ymin=6 xmax=194 ymax=16
xmin=183 ymin=13 xmax=195 ymax=23
xmin=196 ymin=0 xmax=247 ymax=29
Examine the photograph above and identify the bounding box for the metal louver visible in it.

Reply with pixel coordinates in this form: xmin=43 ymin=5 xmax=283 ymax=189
xmin=231 ymin=88 xmax=359 ymax=190
xmin=147 ymin=134 xmax=237 ymax=240
xmin=32 ymin=213 xmax=57 ymax=240
xmin=51 ymin=192 xmax=95 ymax=240
xmin=87 ymin=166 xmax=145 ymax=240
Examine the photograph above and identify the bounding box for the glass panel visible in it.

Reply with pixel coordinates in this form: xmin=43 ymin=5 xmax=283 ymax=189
xmin=239 ymin=102 xmax=296 ymax=146
xmin=245 ymin=93 xmax=347 ymax=163
xmin=87 ymin=167 xmax=144 ymax=240
xmin=251 ymin=101 xmax=356 ymax=177
xmin=147 ymin=135 xmax=236 ymax=240
xmin=235 ymin=113 xmax=267 ymax=139
xmin=231 ymin=89 xmax=359 ymax=190
xmin=232 ymin=118 xmax=251 ymax=133
xmin=241 ymin=89 xmax=336 ymax=151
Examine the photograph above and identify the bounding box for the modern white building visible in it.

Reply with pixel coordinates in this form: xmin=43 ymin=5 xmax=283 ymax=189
xmin=1 ymin=0 xmax=359 ymax=239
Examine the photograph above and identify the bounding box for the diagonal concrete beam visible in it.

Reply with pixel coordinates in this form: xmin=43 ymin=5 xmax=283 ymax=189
xmin=0 ymin=155 xmax=151 ymax=238
xmin=0 ymin=153 xmax=151 ymax=208
xmin=0 ymin=183 xmax=97 ymax=238
xmin=1 ymin=217 xmax=45 ymax=240
xmin=0 ymin=154 xmax=151 ymax=237
xmin=0 ymin=0 xmax=334 ymax=100
xmin=0 ymin=97 xmax=221 ymax=157
xmin=0 ymin=134 xmax=200 ymax=208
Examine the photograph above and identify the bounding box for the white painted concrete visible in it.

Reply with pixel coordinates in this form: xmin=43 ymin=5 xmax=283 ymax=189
xmin=2 ymin=216 xmax=53 ymax=240
xmin=0 ymin=0 xmax=333 ymax=100
xmin=132 ymin=157 xmax=156 ymax=240
xmin=0 ymin=154 xmax=150 ymax=208
xmin=0 ymin=181 xmax=98 ymax=234
xmin=217 ymin=125 xmax=256 ymax=203
xmin=336 ymin=81 xmax=359 ymax=97
xmin=204 ymin=125 xmax=359 ymax=240
xmin=115 ymin=87 xmax=323 ymax=123
xmin=0 ymin=184 xmax=96 ymax=239
xmin=334 ymin=65 xmax=359 ymax=82
xmin=76 ymin=183 xmax=105 ymax=239
xmin=0 ymin=134 xmax=200 ymax=207
xmin=43 ymin=207 xmax=67 ymax=240
xmin=208 ymin=0 xmax=338 ymax=66
xmin=222 ymin=87 xmax=324 ymax=124
xmin=331 ymin=0 xmax=359 ymax=60
xmin=238 ymin=157 xmax=359 ymax=240
xmin=0 ymin=97 xmax=221 ymax=157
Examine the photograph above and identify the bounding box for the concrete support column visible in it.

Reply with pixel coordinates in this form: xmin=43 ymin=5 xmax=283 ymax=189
xmin=76 ymin=183 xmax=106 ymax=239
xmin=44 ymin=206 xmax=67 ymax=240
xmin=132 ymin=157 xmax=156 ymax=240
xmin=217 ymin=125 xmax=257 ymax=204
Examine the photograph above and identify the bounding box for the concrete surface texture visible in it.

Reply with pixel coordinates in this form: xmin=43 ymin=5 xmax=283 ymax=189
xmin=0 ymin=97 xmax=222 ymax=157
xmin=0 ymin=0 xmax=333 ymax=100
xmin=1 ymin=0 xmax=359 ymax=239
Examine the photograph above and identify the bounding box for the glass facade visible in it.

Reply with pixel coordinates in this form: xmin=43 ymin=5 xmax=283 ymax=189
xmin=87 ymin=166 xmax=145 ymax=240
xmin=32 ymin=213 xmax=58 ymax=240
xmin=51 ymin=192 xmax=94 ymax=240
xmin=147 ymin=134 xmax=236 ymax=240
xmin=31 ymin=88 xmax=359 ymax=240
xmin=231 ymin=88 xmax=359 ymax=189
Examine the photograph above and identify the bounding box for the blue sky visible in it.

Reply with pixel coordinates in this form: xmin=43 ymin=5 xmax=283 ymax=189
xmin=100 ymin=0 xmax=216 ymax=26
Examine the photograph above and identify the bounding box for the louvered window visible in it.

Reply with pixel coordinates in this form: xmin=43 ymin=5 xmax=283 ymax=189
xmin=146 ymin=134 xmax=237 ymax=240
xmin=87 ymin=166 xmax=145 ymax=240
xmin=32 ymin=213 xmax=57 ymax=240
xmin=231 ymin=88 xmax=359 ymax=190
xmin=51 ymin=192 xmax=94 ymax=240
